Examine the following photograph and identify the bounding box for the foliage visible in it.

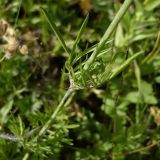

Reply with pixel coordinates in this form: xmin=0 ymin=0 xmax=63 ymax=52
xmin=0 ymin=0 xmax=160 ymax=159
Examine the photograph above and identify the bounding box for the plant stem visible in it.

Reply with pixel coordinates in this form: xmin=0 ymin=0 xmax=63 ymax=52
xmin=22 ymin=153 xmax=29 ymax=160
xmin=14 ymin=0 xmax=22 ymax=28
xmin=38 ymin=87 xmax=75 ymax=137
xmin=84 ymin=0 xmax=133 ymax=70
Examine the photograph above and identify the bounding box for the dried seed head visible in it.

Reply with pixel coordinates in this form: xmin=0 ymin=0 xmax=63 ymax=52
xmin=0 ymin=19 xmax=16 ymax=37
xmin=0 ymin=19 xmax=8 ymax=36
xmin=80 ymin=0 xmax=93 ymax=13
xmin=19 ymin=44 xmax=28 ymax=55
xmin=0 ymin=19 xmax=29 ymax=58
xmin=150 ymin=106 xmax=160 ymax=127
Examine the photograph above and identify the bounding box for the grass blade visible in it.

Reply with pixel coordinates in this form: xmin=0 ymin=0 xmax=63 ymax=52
xmin=70 ymin=14 xmax=89 ymax=63
xmin=40 ymin=7 xmax=70 ymax=55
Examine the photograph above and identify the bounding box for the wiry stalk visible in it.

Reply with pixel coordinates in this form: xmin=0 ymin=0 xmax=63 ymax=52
xmin=38 ymin=87 xmax=75 ymax=137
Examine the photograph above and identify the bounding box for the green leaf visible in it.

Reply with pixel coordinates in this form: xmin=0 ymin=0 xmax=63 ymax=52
xmin=144 ymin=0 xmax=160 ymax=11
xmin=126 ymin=80 xmax=157 ymax=104
xmin=0 ymin=100 xmax=13 ymax=124
xmin=155 ymin=76 xmax=160 ymax=83
xmin=131 ymin=33 xmax=156 ymax=42
xmin=40 ymin=7 xmax=70 ymax=55
xmin=141 ymin=80 xmax=153 ymax=94
xmin=109 ymin=51 xmax=143 ymax=80
xmin=102 ymin=98 xmax=116 ymax=118
xmin=72 ymin=40 xmax=112 ymax=65
xmin=126 ymin=91 xmax=157 ymax=104
xmin=70 ymin=14 xmax=89 ymax=64
xmin=115 ymin=23 xmax=124 ymax=47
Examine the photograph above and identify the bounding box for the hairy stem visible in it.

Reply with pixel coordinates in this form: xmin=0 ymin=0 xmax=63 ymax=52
xmin=84 ymin=0 xmax=133 ymax=70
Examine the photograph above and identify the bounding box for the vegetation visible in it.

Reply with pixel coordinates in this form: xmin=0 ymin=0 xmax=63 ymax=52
xmin=0 ymin=0 xmax=160 ymax=159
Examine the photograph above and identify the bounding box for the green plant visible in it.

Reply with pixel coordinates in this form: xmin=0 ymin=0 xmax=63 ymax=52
xmin=38 ymin=0 xmax=141 ymax=138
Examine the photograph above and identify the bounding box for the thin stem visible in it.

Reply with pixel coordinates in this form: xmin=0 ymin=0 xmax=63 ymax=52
xmin=0 ymin=54 xmax=6 ymax=62
xmin=112 ymin=140 xmax=160 ymax=157
xmin=38 ymin=87 xmax=75 ymax=137
xmin=22 ymin=153 xmax=29 ymax=160
xmin=125 ymin=140 xmax=160 ymax=155
xmin=84 ymin=0 xmax=133 ymax=70
xmin=141 ymin=31 xmax=160 ymax=64
xmin=14 ymin=0 xmax=22 ymax=28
